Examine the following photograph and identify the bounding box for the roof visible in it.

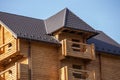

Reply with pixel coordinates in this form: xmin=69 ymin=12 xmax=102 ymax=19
xmin=87 ymin=31 xmax=120 ymax=55
xmin=45 ymin=8 xmax=97 ymax=34
xmin=0 ymin=8 xmax=120 ymax=55
xmin=0 ymin=12 xmax=59 ymax=44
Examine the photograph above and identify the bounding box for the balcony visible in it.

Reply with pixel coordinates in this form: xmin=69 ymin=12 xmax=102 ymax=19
xmin=61 ymin=39 xmax=95 ymax=60
xmin=0 ymin=39 xmax=19 ymax=63
xmin=60 ymin=66 xmax=95 ymax=80
xmin=0 ymin=63 xmax=28 ymax=80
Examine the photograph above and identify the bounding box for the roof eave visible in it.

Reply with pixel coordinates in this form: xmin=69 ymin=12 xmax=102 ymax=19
xmin=0 ymin=20 xmax=18 ymax=39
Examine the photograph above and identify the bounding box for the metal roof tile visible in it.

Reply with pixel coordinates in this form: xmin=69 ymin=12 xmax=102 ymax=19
xmin=0 ymin=10 xmax=120 ymax=55
xmin=87 ymin=31 xmax=120 ymax=55
xmin=45 ymin=8 xmax=97 ymax=34
xmin=0 ymin=11 xmax=59 ymax=44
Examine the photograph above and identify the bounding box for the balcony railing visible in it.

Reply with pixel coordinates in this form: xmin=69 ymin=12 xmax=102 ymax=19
xmin=61 ymin=39 xmax=95 ymax=60
xmin=60 ymin=66 xmax=95 ymax=80
xmin=0 ymin=63 xmax=19 ymax=80
xmin=0 ymin=62 xmax=28 ymax=80
xmin=0 ymin=39 xmax=19 ymax=63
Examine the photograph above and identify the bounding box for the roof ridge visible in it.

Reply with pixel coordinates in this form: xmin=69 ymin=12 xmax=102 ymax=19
xmin=44 ymin=20 xmax=48 ymax=33
xmin=63 ymin=8 xmax=67 ymax=26
xmin=67 ymin=9 xmax=96 ymax=31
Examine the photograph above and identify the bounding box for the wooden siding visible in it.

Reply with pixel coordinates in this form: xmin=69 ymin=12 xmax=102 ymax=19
xmin=30 ymin=41 xmax=59 ymax=80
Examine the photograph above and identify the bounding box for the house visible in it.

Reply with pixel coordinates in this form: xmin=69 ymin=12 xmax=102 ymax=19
xmin=0 ymin=8 xmax=120 ymax=80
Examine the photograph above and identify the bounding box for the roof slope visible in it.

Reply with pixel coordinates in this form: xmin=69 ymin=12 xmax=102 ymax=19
xmin=45 ymin=8 xmax=97 ymax=34
xmin=0 ymin=9 xmax=120 ymax=55
xmin=0 ymin=12 xmax=59 ymax=44
xmin=87 ymin=31 xmax=120 ymax=55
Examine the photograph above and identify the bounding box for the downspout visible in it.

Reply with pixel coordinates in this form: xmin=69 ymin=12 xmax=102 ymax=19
xmin=28 ymin=41 xmax=32 ymax=80
xmin=98 ymin=53 xmax=102 ymax=80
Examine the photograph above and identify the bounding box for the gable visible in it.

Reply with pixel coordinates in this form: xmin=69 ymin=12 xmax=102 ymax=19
xmin=0 ymin=24 xmax=16 ymax=46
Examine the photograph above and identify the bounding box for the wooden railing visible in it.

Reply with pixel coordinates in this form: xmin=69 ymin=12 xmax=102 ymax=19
xmin=0 ymin=63 xmax=28 ymax=80
xmin=0 ymin=63 xmax=19 ymax=80
xmin=0 ymin=39 xmax=19 ymax=62
xmin=61 ymin=39 xmax=95 ymax=60
xmin=60 ymin=66 xmax=95 ymax=80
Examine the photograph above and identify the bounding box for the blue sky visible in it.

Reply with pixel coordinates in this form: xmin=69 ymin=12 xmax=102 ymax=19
xmin=0 ymin=0 xmax=120 ymax=44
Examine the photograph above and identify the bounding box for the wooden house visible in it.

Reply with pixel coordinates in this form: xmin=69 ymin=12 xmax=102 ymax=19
xmin=0 ymin=8 xmax=120 ymax=80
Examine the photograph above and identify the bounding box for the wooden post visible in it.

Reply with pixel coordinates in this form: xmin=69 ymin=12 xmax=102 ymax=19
xmin=91 ymin=44 xmax=95 ymax=60
xmin=64 ymin=39 xmax=67 ymax=56
xmin=0 ymin=26 xmax=4 ymax=54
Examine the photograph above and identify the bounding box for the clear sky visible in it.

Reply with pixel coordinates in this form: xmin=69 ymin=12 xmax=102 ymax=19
xmin=0 ymin=0 xmax=120 ymax=44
